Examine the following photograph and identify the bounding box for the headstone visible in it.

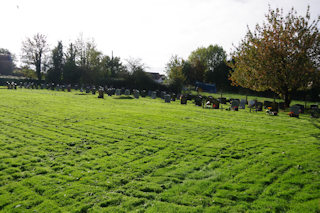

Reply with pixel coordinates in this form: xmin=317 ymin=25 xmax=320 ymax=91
xmin=171 ymin=93 xmax=176 ymax=101
xmin=67 ymin=84 xmax=71 ymax=92
xmin=124 ymin=89 xmax=130 ymax=96
xmin=86 ymin=86 xmax=90 ymax=93
xmin=289 ymin=105 xmax=300 ymax=117
xmin=231 ymin=100 xmax=239 ymax=111
xmin=310 ymin=105 xmax=318 ymax=109
xmin=51 ymin=83 xmax=54 ymax=90
xmin=19 ymin=82 xmax=23 ymax=88
xmin=56 ymin=84 xmax=60 ymax=91
xmin=161 ymin=91 xmax=166 ymax=99
xmin=151 ymin=91 xmax=157 ymax=99
xmin=248 ymin=100 xmax=257 ymax=112
xmin=218 ymin=97 xmax=227 ymax=104
xmin=80 ymin=87 xmax=83 ymax=92
xmin=61 ymin=85 xmax=65 ymax=91
xmin=294 ymin=104 xmax=304 ymax=113
xmin=134 ymin=90 xmax=140 ymax=99
xmin=195 ymin=95 xmax=202 ymax=106
xmin=148 ymin=90 xmax=152 ymax=97
xmin=240 ymin=99 xmax=246 ymax=109
xmin=164 ymin=94 xmax=171 ymax=103
xmin=263 ymin=101 xmax=272 ymax=109
xmin=115 ymin=89 xmax=121 ymax=96
xmin=141 ymin=90 xmax=147 ymax=97
xmin=180 ymin=95 xmax=187 ymax=104
xmin=256 ymin=102 xmax=263 ymax=111
xmin=91 ymin=86 xmax=96 ymax=95
xmin=98 ymin=87 xmax=104 ymax=98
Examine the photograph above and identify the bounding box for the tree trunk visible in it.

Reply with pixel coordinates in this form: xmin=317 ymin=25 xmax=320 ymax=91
xmin=283 ymin=91 xmax=292 ymax=108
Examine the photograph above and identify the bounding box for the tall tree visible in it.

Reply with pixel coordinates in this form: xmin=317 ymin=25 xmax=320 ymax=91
xmin=0 ymin=48 xmax=15 ymax=75
xmin=165 ymin=55 xmax=186 ymax=92
xmin=21 ymin=33 xmax=49 ymax=81
xmin=229 ymin=6 xmax=320 ymax=107
xmin=47 ymin=41 xmax=64 ymax=83
xmin=63 ymin=43 xmax=80 ymax=83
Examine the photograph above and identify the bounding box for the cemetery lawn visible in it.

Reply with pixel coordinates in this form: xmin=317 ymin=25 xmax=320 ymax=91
xmin=0 ymin=89 xmax=319 ymax=213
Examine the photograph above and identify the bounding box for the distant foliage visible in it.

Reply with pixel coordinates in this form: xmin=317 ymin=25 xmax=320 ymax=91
xmin=0 ymin=48 xmax=15 ymax=75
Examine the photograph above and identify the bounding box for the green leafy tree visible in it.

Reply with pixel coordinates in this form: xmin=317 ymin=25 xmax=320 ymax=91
xmin=21 ymin=33 xmax=49 ymax=81
xmin=229 ymin=6 xmax=320 ymax=107
xmin=47 ymin=41 xmax=64 ymax=83
xmin=165 ymin=55 xmax=186 ymax=92
xmin=63 ymin=43 xmax=80 ymax=83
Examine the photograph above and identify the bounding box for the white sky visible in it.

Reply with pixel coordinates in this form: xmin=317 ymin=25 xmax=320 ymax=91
xmin=1 ymin=0 xmax=319 ymax=74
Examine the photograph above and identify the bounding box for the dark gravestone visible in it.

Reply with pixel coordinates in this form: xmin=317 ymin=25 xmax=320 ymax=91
xmin=80 ymin=87 xmax=83 ymax=92
xmin=171 ymin=93 xmax=176 ymax=101
xmin=310 ymin=105 xmax=318 ymax=109
xmin=115 ymin=89 xmax=121 ymax=96
xmin=256 ymin=102 xmax=263 ymax=111
xmin=289 ymin=105 xmax=300 ymax=117
xmin=195 ymin=96 xmax=202 ymax=106
xmin=86 ymin=87 xmax=91 ymax=93
xmin=67 ymin=85 xmax=71 ymax=92
xmin=240 ymin=99 xmax=246 ymax=109
xmin=212 ymin=99 xmax=220 ymax=109
xmin=51 ymin=83 xmax=54 ymax=90
xmin=218 ymin=97 xmax=227 ymax=104
xmin=125 ymin=89 xmax=130 ymax=96
xmin=151 ymin=91 xmax=157 ymax=99
xmin=164 ymin=94 xmax=171 ymax=103
xmin=56 ymin=84 xmax=60 ymax=91
xmin=148 ymin=90 xmax=152 ymax=97
xmin=91 ymin=87 xmax=96 ymax=95
xmin=294 ymin=104 xmax=304 ymax=113
xmin=231 ymin=100 xmax=239 ymax=111
xmin=141 ymin=90 xmax=147 ymax=97
xmin=62 ymin=85 xmax=65 ymax=91
xmin=134 ymin=90 xmax=140 ymax=99
xmin=264 ymin=101 xmax=272 ymax=109
xmin=98 ymin=87 xmax=104 ymax=98
xmin=161 ymin=91 xmax=166 ymax=99
xmin=180 ymin=95 xmax=187 ymax=104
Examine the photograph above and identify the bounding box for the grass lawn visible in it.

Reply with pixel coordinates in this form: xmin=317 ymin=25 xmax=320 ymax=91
xmin=0 ymin=88 xmax=319 ymax=212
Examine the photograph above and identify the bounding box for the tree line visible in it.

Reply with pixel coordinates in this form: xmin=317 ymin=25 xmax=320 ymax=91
xmin=1 ymin=6 xmax=319 ymax=105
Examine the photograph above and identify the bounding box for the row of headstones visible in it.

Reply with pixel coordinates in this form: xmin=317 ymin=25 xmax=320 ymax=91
xmin=187 ymin=95 xmax=319 ymax=117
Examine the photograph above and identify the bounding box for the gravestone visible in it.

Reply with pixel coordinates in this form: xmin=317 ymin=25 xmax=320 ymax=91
xmin=91 ymin=86 xmax=96 ymax=95
xmin=240 ymin=99 xmax=246 ymax=109
xmin=164 ymin=94 xmax=171 ymax=103
xmin=310 ymin=105 xmax=318 ymax=109
xmin=141 ymin=90 xmax=147 ymax=97
xmin=151 ymin=91 xmax=157 ymax=99
xmin=67 ymin=84 xmax=71 ymax=92
xmin=171 ymin=93 xmax=176 ymax=101
xmin=294 ymin=104 xmax=304 ymax=113
xmin=40 ymin=84 xmax=44 ymax=89
xmin=19 ymin=82 xmax=23 ymax=88
xmin=61 ymin=85 xmax=65 ymax=91
xmin=180 ymin=95 xmax=187 ymax=104
xmin=148 ymin=90 xmax=152 ymax=97
xmin=134 ymin=90 xmax=140 ymax=99
xmin=115 ymin=89 xmax=121 ymax=96
xmin=98 ymin=87 xmax=104 ymax=98
xmin=218 ymin=97 xmax=227 ymax=104
xmin=56 ymin=84 xmax=60 ymax=91
xmin=248 ymin=100 xmax=257 ymax=112
xmin=51 ymin=83 xmax=54 ymax=90
xmin=195 ymin=95 xmax=202 ymax=106
xmin=264 ymin=101 xmax=272 ymax=109
xmin=86 ymin=87 xmax=90 ymax=93
xmin=256 ymin=102 xmax=263 ymax=111
xmin=161 ymin=91 xmax=166 ymax=99
xmin=289 ymin=105 xmax=300 ymax=117
xmin=125 ymin=89 xmax=130 ymax=96
xmin=231 ymin=100 xmax=239 ymax=111
xmin=80 ymin=87 xmax=83 ymax=92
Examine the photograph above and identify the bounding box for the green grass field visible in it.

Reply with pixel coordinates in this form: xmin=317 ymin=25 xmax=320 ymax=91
xmin=0 ymin=88 xmax=319 ymax=212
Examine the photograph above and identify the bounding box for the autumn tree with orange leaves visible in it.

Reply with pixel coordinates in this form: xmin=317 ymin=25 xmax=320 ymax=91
xmin=229 ymin=6 xmax=320 ymax=107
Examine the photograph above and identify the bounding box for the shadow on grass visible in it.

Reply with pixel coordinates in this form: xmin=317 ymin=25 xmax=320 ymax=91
xmin=113 ymin=96 xmax=134 ymax=100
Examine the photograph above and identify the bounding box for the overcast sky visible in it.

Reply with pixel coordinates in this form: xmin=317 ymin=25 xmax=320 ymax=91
xmin=1 ymin=0 xmax=319 ymax=73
